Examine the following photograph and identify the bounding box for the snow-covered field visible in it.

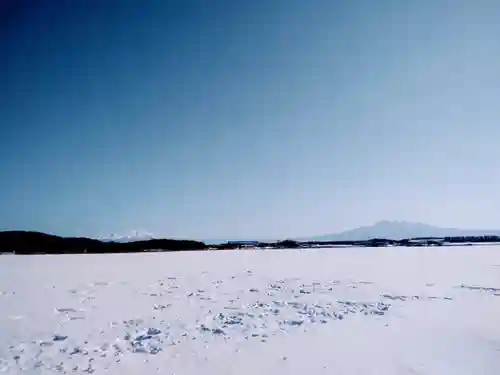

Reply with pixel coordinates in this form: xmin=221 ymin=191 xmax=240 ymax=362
xmin=1 ymin=246 xmax=499 ymax=375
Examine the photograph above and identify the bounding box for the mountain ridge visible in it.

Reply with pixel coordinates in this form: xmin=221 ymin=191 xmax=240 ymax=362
xmin=94 ymin=221 xmax=500 ymax=244
xmin=101 ymin=231 xmax=156 ymax=243
xmin=299 ymin=221 xmax=500 ymax=242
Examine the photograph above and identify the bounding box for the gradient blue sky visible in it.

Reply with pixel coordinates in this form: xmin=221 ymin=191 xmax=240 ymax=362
xmin=1 ymin=0 xmax=500 ymax=239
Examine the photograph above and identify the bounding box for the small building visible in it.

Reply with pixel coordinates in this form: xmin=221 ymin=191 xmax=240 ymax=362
xmin=226 ymin=241 xmax=260 ymax=249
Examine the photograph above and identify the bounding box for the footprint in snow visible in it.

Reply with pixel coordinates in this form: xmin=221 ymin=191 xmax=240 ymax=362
xmin=56 ymin=307 xmax=79 ymax=313
xmin=458 ymin=284 xmax=500 ymax=293
xmin=91 ymin=281 xmax=109 ymax=287
xmin=52 ymin=334 xmax=68 ymax=342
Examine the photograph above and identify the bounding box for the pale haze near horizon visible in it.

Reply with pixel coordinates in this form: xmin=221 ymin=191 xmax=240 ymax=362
xmin=1 ymin=0 xmax=500 ymax=240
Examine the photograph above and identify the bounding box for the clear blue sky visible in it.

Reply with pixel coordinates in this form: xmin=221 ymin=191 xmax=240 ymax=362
xmin=1 ymin=0 xmax=500 ymax=239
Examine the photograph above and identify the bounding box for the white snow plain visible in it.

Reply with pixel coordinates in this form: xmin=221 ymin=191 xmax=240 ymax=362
xmin=1 ymin=246 xmax=499 ymax=375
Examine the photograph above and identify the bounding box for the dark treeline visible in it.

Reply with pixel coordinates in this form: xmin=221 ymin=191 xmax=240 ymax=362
xmin=1 ymin=231 xmax=500 ymax=255
xmin=213 ymin=236 xmax=500 ymax=250
xmin=0 ymin=231 xmax=206 ymax=254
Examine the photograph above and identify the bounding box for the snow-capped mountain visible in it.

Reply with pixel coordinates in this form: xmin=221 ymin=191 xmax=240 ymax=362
xmin=101 ymin=231 xmax=156 ymax=243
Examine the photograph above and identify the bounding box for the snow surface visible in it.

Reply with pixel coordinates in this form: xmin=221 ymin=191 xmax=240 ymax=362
xmin=1 ymin=246 xmax=499 ymax=374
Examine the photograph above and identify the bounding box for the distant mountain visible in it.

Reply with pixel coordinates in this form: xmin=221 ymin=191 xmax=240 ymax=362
xmin=101 ymin=231 xmax=156 ymax=243
xmin=301 ymin=221 xmax=500 ymax=241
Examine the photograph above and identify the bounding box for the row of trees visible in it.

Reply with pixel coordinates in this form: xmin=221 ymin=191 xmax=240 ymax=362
xmin=0 ymin=231 xmax=206 ymax=254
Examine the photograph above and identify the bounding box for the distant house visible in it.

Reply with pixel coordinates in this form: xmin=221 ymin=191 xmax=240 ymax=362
xmin=226 ymin=241 xmax=260 ymax=248
xmin=401 ymin=239 xmax=443 ymax=247
xmin=359 ymin=238 xmax=395 ymax=247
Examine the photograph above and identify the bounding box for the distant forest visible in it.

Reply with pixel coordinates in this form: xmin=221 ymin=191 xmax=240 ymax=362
xmin=1 ymin=231 xmax=500 ymax=255
xmin=0 ymin=231 xmax=205 ymax=254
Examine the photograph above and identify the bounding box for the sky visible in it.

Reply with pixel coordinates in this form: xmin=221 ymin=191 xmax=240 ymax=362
xmin=1 ymin=0 xmax=500 ymax=240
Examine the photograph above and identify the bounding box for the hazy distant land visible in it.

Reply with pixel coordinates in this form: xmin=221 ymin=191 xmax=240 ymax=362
xmin=2 ymin=221 xmax=500 ymax=255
